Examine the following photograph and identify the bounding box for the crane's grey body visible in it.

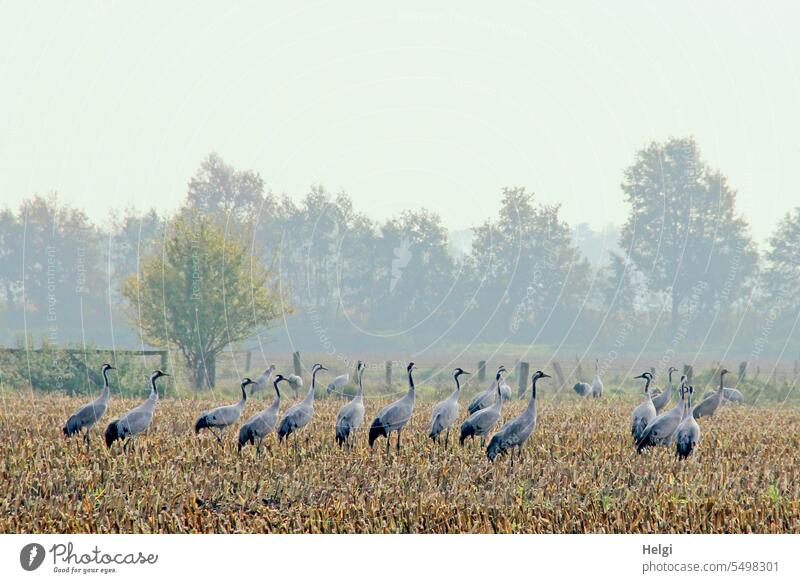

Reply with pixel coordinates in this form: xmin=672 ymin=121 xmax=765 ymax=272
xmin=369 ymin=363 xmax=416 ymax=452
xmin=467 ymin=366 xmax=507 ymax=414
xmin=591 ymin=360 xmax=603 ymax=398
xmin=63 ymin=363 xmax=113 ymax=443
xmin=335 ymin=362 xmax=365 ymax=447
xmin=573 ymin=382 xmax=592 ymax=397
xmin=250 ymin=365 xmax=275 ymax=396
xmin=326 ymin=373 xmax=350 ymax=397
xmin=278 ymin=364 xmax=325 ymax=445
xmin=486 ymin=371 xmax=549 ymax=464
xmin=239 ymin=375 xmax=284 ymax=454
xmin=460 ymin=382 xmax=502 ymax=446
xmin=104 ymin=370 xmax=168 ymax=448
xmin=286 ymin=374 xmax=303 ymax=398
xmin=701 ymin=387 xmax=743 ymax=404
xmin=651 ymin=367 xmax=677 ymax=413
xmin=675 ymin=386 xmax=700 ymax=459
xmin=693 ymin=369 xmax=729 ymax=420
xmin=195 ymin=378 xmax=253 ymax=442
xmin=630 ymin=372 xmax=656 ymax=444
xmin=636 ymin=376 xmax=687 ymax=452
xmin=429 ymin=368 xmax=469 ymax=447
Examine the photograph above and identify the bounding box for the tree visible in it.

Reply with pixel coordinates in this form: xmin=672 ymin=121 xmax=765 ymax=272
xmin=467 ymin=187 xmax=589 ymax=338
xmin=620 ymin=137 xmax=758 ymax=338
xmin=122 ymin=213 xmax=284 ymax=389
xmin=762 ymin=207 xmax=800 ymax=311
xmin=185 ymin=152 xmax=273 ymax=225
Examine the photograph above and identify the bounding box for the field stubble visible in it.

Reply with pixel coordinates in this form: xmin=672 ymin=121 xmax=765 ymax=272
xmin=1 ymin=394 xmax=798 ymax=533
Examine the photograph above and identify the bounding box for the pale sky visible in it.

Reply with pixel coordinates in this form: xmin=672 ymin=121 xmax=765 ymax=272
xmin=1 ymin=0 xmax=799 ymax=243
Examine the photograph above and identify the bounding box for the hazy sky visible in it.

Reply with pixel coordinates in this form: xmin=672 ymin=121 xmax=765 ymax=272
xmin=1 ymin=1 xmax=799 ymax=242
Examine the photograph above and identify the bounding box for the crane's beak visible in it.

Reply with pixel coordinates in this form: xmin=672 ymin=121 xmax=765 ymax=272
xmin=541 ymin=373 xmax=551 ymax=378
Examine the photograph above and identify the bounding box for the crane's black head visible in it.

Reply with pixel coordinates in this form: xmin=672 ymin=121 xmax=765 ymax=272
xmin=407 ymin=362 xmax=416 ymax=372
xmin=669 ymin=366 xmax=678 ymax=373
xmin=634 ymin=371 xmax=652 ymax=381
xmin=241 ymin=377 xmax=256 ymax=388
xmin=534 ymin=370 xmax=551 ymax=379
xmin=495 ymin=365 xmax=506 ymax=380
xmin=357 ymin=360 xmax=365 ymax=372
xmin=312 ymin=363 xmax=328 ymax=372
xmin=101 ymin=363 xmax=115 ymax=371
xmin=453 ymin=367 xmax=470 ymax=378
xmin=719 ymin=368 xmax=729 ymax=377
xmin=152 ymin=369 xmax=169 ymax=379
xmin=273 ymin=374 xmax=286 ymax=396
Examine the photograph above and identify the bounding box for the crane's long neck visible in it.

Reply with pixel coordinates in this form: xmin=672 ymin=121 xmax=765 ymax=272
xmin=407 ymin=369 xmax=415 ymax=397
xmin=357 ymin=370 xmax=364 ymax=397
xmin=100 ymin=368 xmax=111 ymax=400
xmin=493 ymin=384 xmax=503 ymax=409
xmin=718 ymin=372 xmax=726 ymax=395
xmin=527 ymin=377 xmax=539 ymax=412
xmin=306 ymin=369 xmax=319 ymax=403
xmin=272 ymin=381 xmax=281 ymax=407
xmin=451 ymin=373 xmax=461 ymax=398
xmin=668 ymin=368 xmax=675 ymax=386
xmin=148 ymin=376 xmax=159 ymax=403
xmin=239 ymin=383 xmax=248 ymax=406
xmin=644 ymin=377 xmax=652 ymax=400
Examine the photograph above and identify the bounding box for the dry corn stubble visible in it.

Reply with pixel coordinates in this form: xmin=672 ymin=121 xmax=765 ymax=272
xmin=1 ymin=394 xmax=798 ymax=533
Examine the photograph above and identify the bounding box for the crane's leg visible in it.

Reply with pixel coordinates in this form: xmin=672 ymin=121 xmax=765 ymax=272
xmin=385 ymin=434 xmax=390 ymax=455
xmin=209 ymin=427 xmax=223 ymax=444
xmin=480 ymin=436 xmax=486 ymax=448
xmin=445 ymin=428 xmax=450 ymax=449
xmin=256 ymin=437 xmax=262 ymax=457
xmin=397 ymin=429 xmax=402 ymax=452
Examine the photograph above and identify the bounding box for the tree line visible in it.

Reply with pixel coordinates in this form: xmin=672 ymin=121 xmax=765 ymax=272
xmin=1 ymin=137 xmax=798 ymax=388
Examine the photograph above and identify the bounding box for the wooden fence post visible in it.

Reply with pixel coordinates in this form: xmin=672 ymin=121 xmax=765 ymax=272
xmin=385 ymin=361 xmax=392 ymax=386
xmin=738 ymin=361 xmax=747 ymax=383
xmin=552 ymin=361 xmax=566 ymax=390
xmin=477 ymin=360 xmax=486 ymax=382
xmin=517 ymin=361 xmax=530 ymax=398
xmin=575 ymin=357 xmax=584 ymax=382
xmin=245 ymin=350 xmax=252 ymax=372
xmin=293 ymin=351 xmax=302 ymax=376
xmin=159 ymin=350 xmax=168 ymax=373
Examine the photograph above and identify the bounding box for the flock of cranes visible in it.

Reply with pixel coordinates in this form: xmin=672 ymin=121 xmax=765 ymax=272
xmin=63 ymin=360 xmax=741 ymax=463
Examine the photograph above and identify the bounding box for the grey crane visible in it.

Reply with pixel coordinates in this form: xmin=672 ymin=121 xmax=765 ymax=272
xmin=104 ymin=370 xmax=168 ymax=449
xmin=460 ymin=379 xmax=503 ymax=447
xmin=285 ymin=374 xmax=303 ymax=398
xmin=635 ymin=375 xmax=688 ymax=453
xmin=591 ymin=359 xmax=603 ymax=398
xmin=277 ymin=363 xmax=326 ymax=448
xmin=194 ymin=378 xmax=255 ymax=442
xmin=630 ymin=372 xmax=657 ymax=444
xmin=651 ymin=366 xmax=677 ymax=413
xmin=429 ymin=367 xmax=470 ymax=447
xmin=675 ymin=385 xmax=700 ymax=460
xmin=486 ymin=370 xmax=550 ymax=465
xmin=702 ymin=386 xmax=744 ymax=404
xmin=238 ymin=374 xmax=286 ymax=455
xmin=467 ymin=366 xmax=507 ymax=414
xmin=368 ymin=362 xmax=417 ymax=452
xmin=250 ymin=364 xmax=276 ymax=397
xmin=63 ymin=363 xmax=114 ymax=445
xmin=335 ymin=361 xmax=366 ymax=448
xmin=693 ymin=368 xmax=729 ymax=420
xmin=572 ymin=382 xmax=592 ymax=397
xmin=326 ymin=371 xmax=350 ymax=398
